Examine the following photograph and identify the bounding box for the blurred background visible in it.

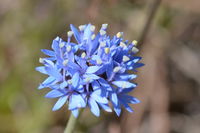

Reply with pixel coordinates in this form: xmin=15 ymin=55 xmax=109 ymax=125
xmin=0 ymin=0 xmax=200 ymax=133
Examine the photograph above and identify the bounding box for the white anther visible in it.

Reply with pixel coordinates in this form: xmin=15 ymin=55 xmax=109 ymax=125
xmin=113 ymin=66 xmax=121 ymax=73
xmin=85 ymin=77 xmax=91 ymax=82
xmin=122 ymin=55 xmax=130 ymax=62
xmin=67 ymin=80 xmax=72 ymax=84
xmin=96 ymin=58 xmax=102 ymax=65
xmin=91 ymin=34 xmax=96 ymax=40
xmin=66 ymin=45 xmax=72 ymax=52
xmin=67 ymin=31 xmax=73 ymax=38
xmin=104 ymin=47 xmax=110 ymax=54
xmin=90 ymin=25 xmax=95 ymax=32
xmin=79 ymin=25 xmax=86 ymax=31
xmin=132 ymin=40 xmax=138 ymax=46
xmin=132 ymin=47 xmax=139 ymax=53
xmin=100 ymin=42 xmax=106 ymax=47
xmin=102 ymin=23 xmax=108 ymax=29
xmin=62 ymin=59 xmax=69 ymax=66
xmin=119 ymin=42 xmax=127 ymax=48
xmin=81 ymin=52 xmax=86 ymax=58
xmin=116 ymin=32 xmax=123 ymax=38
xmin=59 ymin=42 xmax=65 ymax=48
xmin=39 ymin=58 xmax=44 ymax=63
xmin=100 ymin=30 xmax=106 ymax=36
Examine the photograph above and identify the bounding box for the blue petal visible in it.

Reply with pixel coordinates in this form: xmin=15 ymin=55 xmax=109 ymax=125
xmin=89 ymin=98 xmax=100 ymax=117
xmin=41 ymin=49 xmax=55 ymax=56
xmin=110 ymin=92 xmax=118 ymax=106
xmin=71 ymin=108 xmax=79 ymax=118
xmin=71 ymin=72 xmax=80 ymax=88
xmin=60 ymin=81 xmax=68 ymax=89
xmin=113 ymin=103 xmax=121 ymax=116
xmin=99 ymin=103 xmax=112 ymax=112
xmin=45 ymin=89 xmax=65 ymax=98
xmin=68 ymin=94 xmax=86 ymax=110
xmin=52 ymin=96 xmax=68 ymax=111
xmin=106 ymin=61 xmax=113 ymax=78
xmin=112 ymin=81 xmax=137 ymax=88
xmin=51 ymin=37 xmax=60 ymax=52
xmin=91 ymin=91 xmax=108 ymax=104
xmin=114 ymin=74 xmax=137 ymax=80
xmin=45 ymin=67 xmax=62 ymax=81
xmin=35 ymin=66 xmax=47 ymax=74
xmin=83 ymin=24 xmax=92 ymax=40
xmin=91 ymin=81 xmax=100 ymax=91
xmin=84 ymin=74 xmax=99 ymax=80
xmin=70 ymin=24 xmax=81 ymax=43
xmin=120 ymin=100 xmax=133 ymax=113
xmin=86 ymin=66 xmax=101 ymax=74
xmin=38 ymin=76 xmax=56 ymax=89
xmin=120 ymin=95 xmax=140 ymax=104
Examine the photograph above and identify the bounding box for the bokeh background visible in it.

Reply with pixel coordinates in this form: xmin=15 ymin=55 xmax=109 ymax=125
xmin=0 ymin=0 xmax=200 ymax=133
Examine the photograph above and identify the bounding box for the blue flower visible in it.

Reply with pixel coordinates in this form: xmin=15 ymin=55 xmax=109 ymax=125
xmin=36 ymin=23 xmax=144 ymax=117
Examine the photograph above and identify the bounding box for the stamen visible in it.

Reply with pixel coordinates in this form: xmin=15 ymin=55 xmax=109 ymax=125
xmin=102 ymin=23 xmax=108 ymax=30
xmin=122 ymin=55 xmax=130 ymax=62
xmin=79 ymin=25 xmax=86 ymax=31
xmin=96 ymin=58 xmax=102 ymax=65
xmin=39 ymin=58 xmax=44 ymax=63
xmin=100 ymin=30 xmax=106 ymax=36
xmin=90 ymin=25 xmax=95 ymax=32
xmin=104 ymin=47 xmax=110 ymax=54
xmin=132 ymin=40 xmax=138 ymax=46
xmin=119 ymin=42 xmax=127 ymax=48
xmin=67 ymin=80 xmax=72 ymax=84
xmin=100 ymin=42 xmax=106 ymax=47
xmin=59 ymin=42 xmax=65 ymax=48
xmin=132 ymin=47 xmax=139 ymax=53
xmin=91 ymin=34 xmax=96 ymax=40
xmin=86 ymin=77 xmax=91 ymax=82
xmin=66 ymin=45 xmax=72 ymax=52
xmin=113 ymin=66 xmax=121 ymax=73
xmin=81 ymin=52 xmax=86 ymax=58
xmin=62 ymin=59 xmax=69 ymax=66
xmin=67 ymin=31 xmax=73 ymax=38
xmin=116 ymin=32 xmax=122 ymax=38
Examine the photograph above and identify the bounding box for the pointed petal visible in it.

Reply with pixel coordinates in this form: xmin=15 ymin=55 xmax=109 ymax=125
xmin=60 ymin=81 xmax=68 ymax=89
xmin=71 ymin=72 xmax=80 ymax=88
xmin=91 ymin=91 xmax=108 ymax=104
xmin=35 ymin=66 xmax=47 ymax=74
xmin=71 ymin=108 xmax=79 ymax=118
xmin=110 ymin=92 xmax=118 ymax=106
xmin=41 ymin=49 xmax=55 ymax=56
xmin=70 ymin=24 xmax=81 ymax=43
xmin=112 ymin=81 xmax=137 ymax=88
xmin=113 ymin=103 xmax=121 ymax=116
xmin=52 ymin=96 xmax=68 ymax=111
xmin=45 ymin=89 xmax=65 ymax=98
xmin=99 ymin=103 xmax=112 ymax=112
xmin=86 ymin=66 xmax=101 ymax=74
xmin=114 ymin=74 xmax=137 ymax=80
xmin=69 ymin=94 xmax=86 ymax=110
xmin=45 ymin=67 xmax=62 ymax=81
xmin=89 ymin=98 xmax=100 ymax=117
xmin=38 ymin=76 xmax=56 ymax=89
xmin=83 ymin=24 xmax=92 ymax=40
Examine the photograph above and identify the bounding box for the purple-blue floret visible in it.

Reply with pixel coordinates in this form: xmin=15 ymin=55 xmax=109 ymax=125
xmin=36 ymin=23 xmax=143 ymax=117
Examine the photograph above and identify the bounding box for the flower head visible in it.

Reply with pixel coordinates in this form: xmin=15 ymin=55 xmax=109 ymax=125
xmin=36 ymin=23 xmax=144 ymax=117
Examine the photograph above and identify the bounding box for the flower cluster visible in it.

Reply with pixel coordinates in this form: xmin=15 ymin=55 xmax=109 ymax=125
xmin=36 ymin=24 xmax=143 ymax=117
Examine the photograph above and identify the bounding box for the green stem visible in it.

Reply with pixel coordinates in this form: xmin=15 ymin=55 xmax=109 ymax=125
xmin=64 ymin=110 xmax=83 ymax=133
